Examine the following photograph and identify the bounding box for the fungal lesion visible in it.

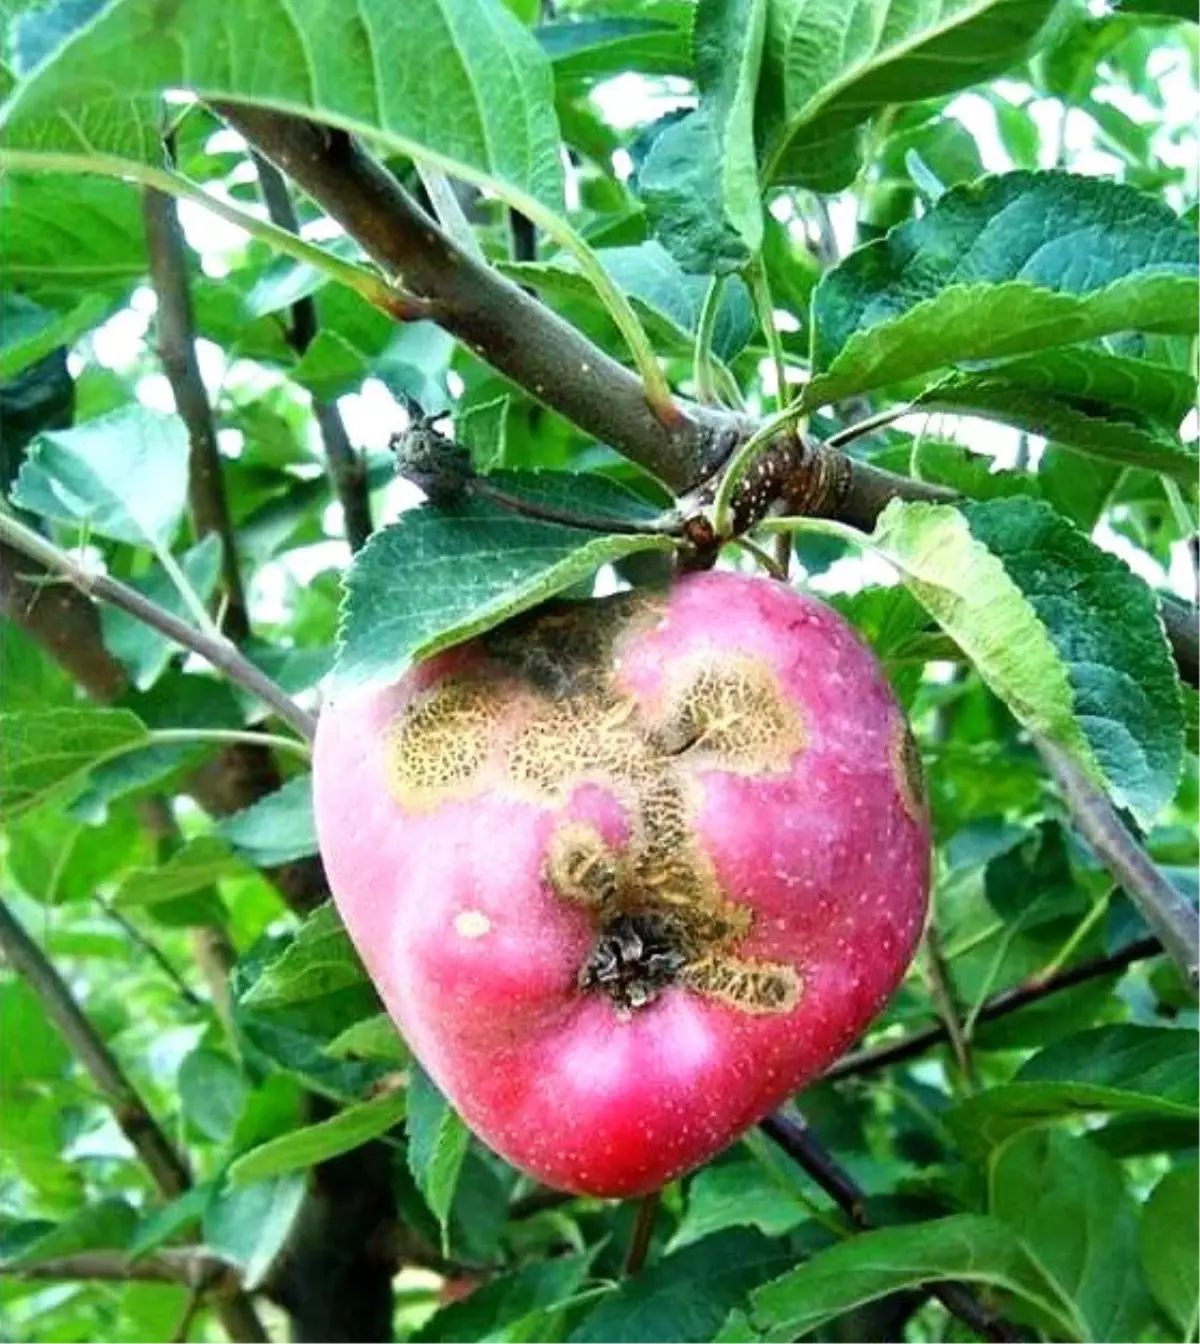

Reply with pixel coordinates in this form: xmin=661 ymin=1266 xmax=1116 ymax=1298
xmin=383 ymin=593 xmax=807 ymax=1018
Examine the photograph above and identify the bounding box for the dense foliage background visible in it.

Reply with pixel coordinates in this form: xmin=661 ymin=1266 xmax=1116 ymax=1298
xmin=0 ymin=0 xmax=1197 ymax=1341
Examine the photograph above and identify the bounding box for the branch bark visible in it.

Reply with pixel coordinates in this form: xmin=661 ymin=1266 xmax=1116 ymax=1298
xmin=1037 ymin=739 xmax=1198 ymax=990
xmin=250 ymin=154 xmax=374 ymax=552
xmin=3 ymin=1248 xmax=234 ymax=1287
xmin=1161 ymin=593 xmax=1198 ymax=688
xmin=824 ymin=935 xmax=1162 ymax=1082
xmin=143 ymin=187 xmax=250 ymax=641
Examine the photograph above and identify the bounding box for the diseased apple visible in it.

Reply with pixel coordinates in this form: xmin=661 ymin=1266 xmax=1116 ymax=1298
xmin=313 ymin=571 xmax=930 ymax=1197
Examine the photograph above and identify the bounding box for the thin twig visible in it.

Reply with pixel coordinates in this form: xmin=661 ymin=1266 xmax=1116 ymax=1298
xmin=2 ymin=1249 xmax=232 ymax=1287
xmin=0 ymin=903 xmax=269 ymax=1341
xmin=921 ymin=924 xmax=978 ymax=1091
xmin=1037 ymin=739 xmax=1198 ymax=990
xmin=0 ymin=510 xmax=316 ymax=741
xmin=143 ymin=186 xmax=251 ymax=640
xmin=824 ymin=935 xmax=1162 ymax=1082
xmin=760 ymin=1111 xmax=1022 ymax=1342
xmin=825 ymin=403 xmax=915 ymax=452
xmin=0 ymin=899 xmax=192 ymax=1196
xmin=172 ymin=1285 xmax=205 ymax=1343
xmin=251 ymin=153 xmax=374 ymax=552
xmin=623 ymin=1190 xmax=661 ymax=1277
xmin=96 ymin=898 xmax=204 ymax=1010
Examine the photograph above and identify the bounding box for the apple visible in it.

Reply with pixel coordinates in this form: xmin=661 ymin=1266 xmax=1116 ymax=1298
xmin=313 ymin=571 xmax=930 ymax=1197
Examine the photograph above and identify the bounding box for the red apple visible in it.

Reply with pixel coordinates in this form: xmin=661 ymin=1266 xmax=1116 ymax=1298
xmin=313 ymin=571 xmax=930 ymax=1197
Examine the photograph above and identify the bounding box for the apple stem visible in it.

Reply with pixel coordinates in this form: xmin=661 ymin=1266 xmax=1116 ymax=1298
xmin=622 ymin=1190 xmax=662 ymax=1277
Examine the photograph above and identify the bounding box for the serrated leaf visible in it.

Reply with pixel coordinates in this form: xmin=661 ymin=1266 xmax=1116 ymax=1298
xmin=571 ymin=1230 xmax=794 ymax=1343
xmin=324 ymin=1014 xmax=410 ymax=1065
xmin=990 ymin=1130 xmax=1155 ymax=1341
xmin=113 ymin=836 xmax=244 ymax=909
xmin=241 ymin=903 xmax=369 ymax=1009
xmin=407 ymin=1066 xmax=470 ymax=1252
xmin=101 ymin=536 xmax=223 ymax=689
xmin=333 ymin=497 xmax=674 ymax=690
xmin=855 ymin=498 xmax=1183 ymax=825
xmin=965 ymin=496 xmax=1184 ymax=823
xmin=924 ymin=375 xmax=1198 ymax=484
xmin=749 ymin=1214 xmax=1074 ymax=1340
xmin=11 ymin=405 xmax=189 ymax=550
xmin=949 ymin=1025 xmax=1199 ymax=1153
xmin=216 ymin=775 xmax=318 ymax=867
xmin=0 ymin=0 xmax=564 ymax=213
xmin=639 ymin=0 xmax=766 ymax=274
xmin=1140 ymin=1165 xmax=1199 ymax=1339
xmin=669 ymin=1159 xmax=810 ymax=1251
xmin=803 ymin=173 xmax=1198 ymax=408
xmin=501 ymin=242 xmax=755 ymax=363
xmin=0 ymin=708 xmax=149 ymax=817
xmin=758 ymin=0 xmax=1058 ymax=190
xmin=203 ymin=1174 xmax=306 ymax=1291
xmin=229 ymin=1087 xmax=406 ymax=1185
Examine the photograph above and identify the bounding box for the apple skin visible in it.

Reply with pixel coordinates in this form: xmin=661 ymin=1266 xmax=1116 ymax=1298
xmin=313 ymin=571 xmax=930 ymax=1197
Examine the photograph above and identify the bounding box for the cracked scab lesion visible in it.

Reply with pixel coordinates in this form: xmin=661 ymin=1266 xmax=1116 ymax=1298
xmin=382 ymin=592 xmax=807 ymax=1017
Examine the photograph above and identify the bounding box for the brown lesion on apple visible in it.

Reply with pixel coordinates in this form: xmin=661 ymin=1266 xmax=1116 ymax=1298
xmin=891 ymin=719 xmax=927 ymax=823
xmin=382 ymin=593 xmax=806 ymax=1017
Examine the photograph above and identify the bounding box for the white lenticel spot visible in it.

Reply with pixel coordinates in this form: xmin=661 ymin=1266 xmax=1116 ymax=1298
xmin=454 ymin=910 xmax=491 ymax=939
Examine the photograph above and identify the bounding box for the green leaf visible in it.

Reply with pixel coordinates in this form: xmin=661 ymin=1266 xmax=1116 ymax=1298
xmin=854 ymin=498 xmax=1183 ymax=824
xmin=407 ymin=1066 xmax=471 ymax=1251
xmin=203 ymin=1174 xmax=306 ymax=1290
xmin=216 ymin=775 xmax=318 ymax=867
xmin=101 ymin=536 xmax=223 ymax=689
xmin=750 ymin=1214 xmax=1073 ymax=1340
xmin=804 ymin=173 xmax=1198 ymax=408
xmin=0 ymin=0 xmax=565 ymax=212
xmin=965 ymin=496 xmax=1184 ymax=823
xmin=0 ymin=708 xmax=149 ymax=817
xmin=7 ymin=803 xmax=142 ymax=905
xmin=324 ymin=1014 xmax=410 ymax=1065
xmin=113 ymin=836 xmax=244 ymax=909
xmin=949 ymin=1025 xmax=1200 ymax=1153
xmin=570 ymin=1230 xmax=794 ymax=1343
xmin=990 ymin=1130 xmax=1155 ymax=1341
xmin=333 ymin=497 xmax=675 ymax=690
xmin=758 ymin=0 xmax=1058 ymax=190
xmin=178 ymin=1048 xmax=249 ymax=1145
xmin=502 ymin=242 xmax=755 ymax=362
xmin=241 ymin=903 xmax=370 ymax=1009
xmin=126 ymin=1185 xmax=212 ymax=1262
xmin=0 ymin=290 xmax=111 ymax=381
xmin=537 ymin=16 xmax=689 ymax=80
xmin=229 ymin=1088 xmax=406 ymax=1185
xmin=924 ymin=375 xmax=1198 ymax=484
xmin=11 ymin=405 xmax=189 ymax=550
xmin=1 ymin=1198 xmax=137 ymax=1267
xmin=413 ymin=1254 xmax=592 ymax=1344
xmin=1140 ymin=1165 xmax=1200 ymax=1339
xmin=669 ymin=1159 xmax=810 ymax=1250
xmin=638 ymin=0 xmax=766 ymax=273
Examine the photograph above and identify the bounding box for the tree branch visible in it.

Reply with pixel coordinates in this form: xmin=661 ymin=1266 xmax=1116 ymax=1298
xmin=3 ymin=1248 xmax=234 ymax=1287
xmin=213 ymin=104 xmax=742 ymax=493
xmin=250 ymin=153 xmax=374 ymax=552
xmin=824 ymin=935 xmax=1162 ymax=1082
xmin=1161 ymin=594 xmax=1198 ymax=689
xmin=96 ymin=897 xmax=205 ymax=1010
xmin=0 ymin=510 xmax=315 ymax=741
xmin=921 ymin=924 xmax=978 ymax=1091
xmin=1038 ymin=740 xmax=1197 ymax=990
xmin=760 ymin=1111 xmax=1023 ymax=1343
xmin=143 ymin=187 xmax=251 ymax=641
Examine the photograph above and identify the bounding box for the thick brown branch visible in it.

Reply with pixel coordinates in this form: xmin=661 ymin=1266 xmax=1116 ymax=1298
xmin=824 ymin=935 xmax=1162 ymax=1081
xmin=214 ymin=104 xmax=739 ymax=493
xmin=1161 ymin=594 xmax=1198 ymax=688
xmin=250 ymin=153 xmax=374 ymax=552
xmin=760 ymin=1111 xmax=1022 ymax=1342
xmin=143 ymin=188 xmax=250 ymax=641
